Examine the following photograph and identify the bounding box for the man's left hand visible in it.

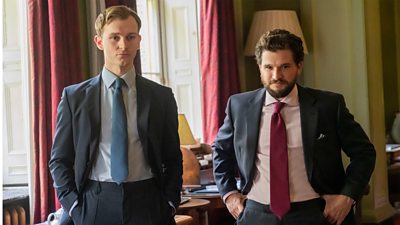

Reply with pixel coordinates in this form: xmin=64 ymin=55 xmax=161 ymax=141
xmin=322 ymin=194 xmax=354 ymax=225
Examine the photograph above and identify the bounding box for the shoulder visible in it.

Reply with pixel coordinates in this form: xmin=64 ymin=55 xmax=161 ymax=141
xmin=137 ymin=75 xmax=173 ymax=94
xmin=299 ymin=86 xmax=344 ymax=102
xmin=137 ymin=75 xmax=169 ymax=90
xmin=64 ymin=75 xmax=100 ymax=93
xmin=229 ymin=88 xmax=264 ymax=103
xmin=298 ymin=85 xmax=347 ymax=113
xmin=222 ymin=88 xmax=265 ymax=115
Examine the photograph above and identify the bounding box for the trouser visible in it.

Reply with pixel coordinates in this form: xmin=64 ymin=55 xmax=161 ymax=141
xmin=70 ymin=179 xmax=175 ymax=225
xmin=236 ymin=198 xmax=355 ymax=225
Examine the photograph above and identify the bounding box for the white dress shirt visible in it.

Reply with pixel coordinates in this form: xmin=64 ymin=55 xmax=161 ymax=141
xmin=89 ymin=67 xmax=153 ymax=182
xmin=246 ymin=84 xmax=319 ymax=204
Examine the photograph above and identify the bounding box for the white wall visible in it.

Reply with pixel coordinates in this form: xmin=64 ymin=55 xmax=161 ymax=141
xmin=300 ymin=0 xmax=395 ymax=222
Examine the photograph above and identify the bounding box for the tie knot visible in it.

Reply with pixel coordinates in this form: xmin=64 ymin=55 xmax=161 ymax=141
xmin=115 ymin=78 xmax=125 ymax=89
xmin=274 ymin=101 xmax=285 ymax=113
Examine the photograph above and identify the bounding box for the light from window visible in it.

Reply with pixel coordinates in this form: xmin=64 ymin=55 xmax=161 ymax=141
xmin=136 ymin=0 xmax=163 ymax=84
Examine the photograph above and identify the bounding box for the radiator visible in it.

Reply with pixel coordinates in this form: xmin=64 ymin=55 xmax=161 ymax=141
xmin=3 ymin=206 xmax=26 ymax=225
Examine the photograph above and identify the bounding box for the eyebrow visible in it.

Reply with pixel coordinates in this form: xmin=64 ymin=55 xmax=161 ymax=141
xmin=108 ymin=32 xmax=138 ymax=36
xmin=264 ymin=62 xmax=292 ymax=66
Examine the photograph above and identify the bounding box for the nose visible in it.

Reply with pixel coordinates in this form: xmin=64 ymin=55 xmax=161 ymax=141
xmin=271 ymin=67 xmax=282 ymax=80
xmin=118 ymin=38 xmax=128 ymax=49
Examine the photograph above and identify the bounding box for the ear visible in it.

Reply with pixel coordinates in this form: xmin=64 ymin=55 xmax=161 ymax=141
xmin=258 ymin=63 xmax=262 ymax=71
xmin=94 ymin=35 xmax=104 ymax=50
xmin=137 ymin=34 xmax=142 ymax=50
xmin=296 ymin=61 xmax=304 ymax=76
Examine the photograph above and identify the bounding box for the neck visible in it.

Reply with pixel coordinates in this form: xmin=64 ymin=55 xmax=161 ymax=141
xmin=105 ymin=65 xmax=134 ymax=76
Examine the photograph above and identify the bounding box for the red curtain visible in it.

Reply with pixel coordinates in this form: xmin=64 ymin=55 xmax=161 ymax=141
xmin=200 ymin=0 xmax=240 ymax=144
xmin=28 ymin=0 xmax=84 ymax=222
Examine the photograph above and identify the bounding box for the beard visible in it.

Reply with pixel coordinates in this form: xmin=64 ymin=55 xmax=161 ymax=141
xmin=263 ymin=78 xmax=296 ymax=99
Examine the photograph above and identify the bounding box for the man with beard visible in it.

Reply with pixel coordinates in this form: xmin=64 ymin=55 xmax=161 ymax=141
xmin=212 ymin=29 xmax=375 ymax=225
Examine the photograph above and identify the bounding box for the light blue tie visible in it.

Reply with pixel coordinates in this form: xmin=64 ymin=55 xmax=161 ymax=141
xmin=111 ymin=78 xmax=128 ymax=184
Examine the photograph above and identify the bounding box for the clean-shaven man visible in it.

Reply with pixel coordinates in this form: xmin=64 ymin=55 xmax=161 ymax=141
xmin=49 ymin=5 xmax=182 ymax=225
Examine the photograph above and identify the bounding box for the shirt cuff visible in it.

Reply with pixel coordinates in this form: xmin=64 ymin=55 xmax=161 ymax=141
xmin=168 ymin=201 xmax=176 ymax=214
xmin=69 ymin=200 xmax=78 ymax=217
xmin=222 ymin=190 xmax=239 ymax=203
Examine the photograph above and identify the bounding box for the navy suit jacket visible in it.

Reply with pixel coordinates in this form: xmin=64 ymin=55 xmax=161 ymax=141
xmin=49 ymin=74 xmax=183 ymax=213
xmin=213 ymin=85 xmax=375 ymax=202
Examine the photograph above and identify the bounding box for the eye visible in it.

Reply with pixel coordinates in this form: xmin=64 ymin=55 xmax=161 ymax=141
xmin=264 ymin=65 xmax=272 ymax=70
xmin=127 ymin=34 xmax=136 ymax=40
xmin=110 ymin=35 xmax=120 ymax=41
xmin=281 ymin=64 xmax=291 ymax=69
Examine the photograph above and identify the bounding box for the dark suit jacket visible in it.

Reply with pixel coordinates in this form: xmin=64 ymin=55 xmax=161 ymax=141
xmin=213 ymin=85 xmax=375 ymax=202
xmin=49 ymin=74 xmax=183 ymax=213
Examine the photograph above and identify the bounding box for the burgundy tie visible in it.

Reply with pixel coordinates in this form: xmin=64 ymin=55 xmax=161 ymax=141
xmin=270 ymin=101 xmax=290 ymax=219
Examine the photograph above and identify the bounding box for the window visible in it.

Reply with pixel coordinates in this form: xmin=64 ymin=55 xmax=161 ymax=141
xmin=2 ymin=0 xmax=31 ymax=186
xmin=136 ymin=0 xmax=164 ymax=84
xmin=136 ymin=0 xmax=203 ymax=140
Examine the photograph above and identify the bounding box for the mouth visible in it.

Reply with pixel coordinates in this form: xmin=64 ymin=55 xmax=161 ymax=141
xmin=117 ymin=53 xmax=130 ymax=57
xmin=270 ymin=80 xmax=288 ymax=87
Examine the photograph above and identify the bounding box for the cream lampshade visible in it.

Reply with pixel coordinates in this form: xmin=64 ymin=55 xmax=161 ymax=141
xmin=244 ymin=10 xmax=308 ymax=56
xmin=178 ymin=114 xmax=197 ymax=145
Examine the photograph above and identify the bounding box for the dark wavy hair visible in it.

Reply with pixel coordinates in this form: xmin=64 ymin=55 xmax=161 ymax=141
xmin=255 ymin=29 xmax=304 ymax=65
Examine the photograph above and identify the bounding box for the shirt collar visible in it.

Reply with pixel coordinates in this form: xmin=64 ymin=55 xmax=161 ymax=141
xmin=264 ymin=84 xmax=299 ymax=106
xmin=101 ymin=67 xmax=136 ymax=89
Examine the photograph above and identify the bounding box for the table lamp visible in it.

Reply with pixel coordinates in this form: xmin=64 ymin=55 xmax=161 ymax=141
xmin=244 ymin=10 xmax=308 ymax=56
xmin=178 ymin=114 xmax=197 ymax=145
xmin=178 ymin=114 xmax=200 ymax=185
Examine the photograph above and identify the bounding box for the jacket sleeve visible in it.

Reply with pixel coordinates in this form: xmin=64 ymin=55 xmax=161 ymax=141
xmin=49 ymin=88 xmax=78 ymax=212
xmin=336 ymin=95 xmax=376 ymax=201
xmin=212 ymin=98 xmax=239 ymax=197
xmin=161 ymin=89 xmax=183 ymax=208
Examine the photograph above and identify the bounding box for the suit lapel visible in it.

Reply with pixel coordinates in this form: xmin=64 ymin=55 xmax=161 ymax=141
xmin=85 ymin=75 xmax=101 ymax=162
xmin=298 ymin=86 xmax=318 ymax=179
xmin=136 ymin=75 xmax=150 ymax=151
xmin=245 ymin=89 xmax=266 ymax=175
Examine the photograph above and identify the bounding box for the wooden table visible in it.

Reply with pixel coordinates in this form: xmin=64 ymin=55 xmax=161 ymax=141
xmin=183 ymin=193 xmax=235 ymax=225
xmin=178 ymin=198 xmax=210 ymax=225
xmin=175 ymin=215 xmax=194 ymax=225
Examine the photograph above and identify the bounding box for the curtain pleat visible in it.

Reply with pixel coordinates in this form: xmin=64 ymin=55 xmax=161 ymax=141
xmin=200 ymin=0 xmax=240 ymax=144
xmin=85 ymin=0 xmax=106 ymax=75
xmin=28 ymin=1 xmax=54 ymax=222
xmin=28 ymin=0 xmax=84 ymax=222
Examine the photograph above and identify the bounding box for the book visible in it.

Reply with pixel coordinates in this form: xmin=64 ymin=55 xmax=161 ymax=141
xmin=386 ymin=144 xmax=400 ymax=152
xmin=180 ymin=196 xmax=191 ymax=204
xmin=192 ymin=185 xmax=219 ymax=193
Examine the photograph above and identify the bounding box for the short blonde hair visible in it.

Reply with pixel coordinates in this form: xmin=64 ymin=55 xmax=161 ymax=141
xmin=95 ymin=5 xmax=141 ymax=36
